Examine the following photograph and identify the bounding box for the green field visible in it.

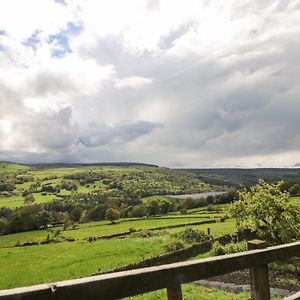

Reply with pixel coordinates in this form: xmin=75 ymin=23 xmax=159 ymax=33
xmin=0 ymin=216 xmax=234 ymax=248
xmin=0 ymin=216 xmax=236 ymax=289
xmin=2 ymin=161 xmax=295 ymax=298
xmin=0 ymin=237 xmax=167 ymax=289
xmin=0 ymin=163 xmax=29 ymax=174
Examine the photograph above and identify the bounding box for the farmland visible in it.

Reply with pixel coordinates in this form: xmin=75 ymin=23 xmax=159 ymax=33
xmin=0 ymin=161 xmax=235 ymax=291
xmin=0 ymin=163 xmax=214 ymax=209
xmin=1 ymin=161 xmax=300 ymax=298
xmin=0 ymin=216 xmax=235 ymax=289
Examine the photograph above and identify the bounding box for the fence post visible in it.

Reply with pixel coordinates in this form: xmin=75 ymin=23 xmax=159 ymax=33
xmin=166 ymin=285 xmax=183 ymax=300
xmin=247 ymin=239 xmax=270 ymax=300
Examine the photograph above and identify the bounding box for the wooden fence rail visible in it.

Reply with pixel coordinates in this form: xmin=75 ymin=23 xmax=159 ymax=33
xmin=0 ymin=241 xmax=300 ymax=300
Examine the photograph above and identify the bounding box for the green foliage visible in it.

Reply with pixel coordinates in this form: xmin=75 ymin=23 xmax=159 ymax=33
xmin=211 ymin=241 xmax=226 ymax=256
xmin=159 ymin=199 xmax=173 ymax=214
xmin=211 ymin=241 xmax=247 ymax=256
xmin=69 ymin=207 xmax=83 ymax=222
xmin=132 ymin=229 xmax=166 ymax=238
xmin=105 ymin=208 xmax=120 ymax=223
xmin=88 ymin=205 xmax=106 ymax=221
xmin=289 ymin=184 xmax=300 ymax=196
xmin=0 ymin=165 xmax=215 ymax=234
xmin=173 ymin=228 xmax=211 ymax=244
xmin=224 ymin=241 xmax=247 ymax=254
xmin=130 ymin=205 xmax=147 ymax=218
xmin=0 ymin=205 xmax=52 ymax=234
xmin=147 ymin=200 xmax=160 ymax=215
xmin=229 ymin=180 xmax=300 ymax=243
xmin=163 ymin=240 xmax=186 ymax=253
xmin=60 ymin=180 xmax=78 ymax=191
xmin=188 ymin=167 xmax=300 ymax=188
xmin=0 ymin=182 xmax=15 ymax=192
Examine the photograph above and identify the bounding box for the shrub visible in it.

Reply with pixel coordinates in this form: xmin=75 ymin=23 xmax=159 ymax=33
xmin=105 ymin=208 xmax=120 ymax=223
xmin=133 ymin=229 xmax=156 ymax=238
xmin=211 ymin=241 xmax=226 ymax=256
xmin=133 ymin=229 xmax=167 ymax=238
xmin=128 ymin=227 xmax=137 ymax=233
xmin=163 ymin=240 xmax=186 ymax=253
xmin=224 ymin=241 xmax=247 ymax=254
xmin=173 ymin=228 xmax=211 ymax=244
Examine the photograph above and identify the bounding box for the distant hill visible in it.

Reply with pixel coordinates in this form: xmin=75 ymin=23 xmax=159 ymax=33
xmin=0 ymin=161 xmax=159 ymax=170
xmin=2 ymin=161 xmax=300 ymax=188
xmin=180 ymin=168 xmax=300 ymax=188
xmin=0 ymin=162 xmax=29 ymax=174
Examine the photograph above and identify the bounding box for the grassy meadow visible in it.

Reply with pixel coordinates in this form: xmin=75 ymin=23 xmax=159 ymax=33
xmin=2 ymin=161 xmax=296 ymax=298
xmin=0 ymin=208 xmax=235 ymax=290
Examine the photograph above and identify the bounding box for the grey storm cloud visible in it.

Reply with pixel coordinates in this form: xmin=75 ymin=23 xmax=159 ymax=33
xmin=78 ymin=120 xmax=162 ymax=147
xmin=1 ymin=0 xmax=300 ymax=167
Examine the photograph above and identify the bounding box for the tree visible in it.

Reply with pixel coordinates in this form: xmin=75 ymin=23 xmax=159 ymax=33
xmin=70 ymin=207 xmax=83 ymax=222
xmin=130 ymin=205 xmax=147 ymax=218
xmin=147 ymin=200 xmax=160 ymax=215
xmin=180 ymin=197 xmax=197 ymax=209
xmin=289 ymin=184 xmax=300 ymax=196
xmin=105 ymin=208 xmax=120 ymax=223
xmin=229 ymin=180 xmax=300 ymax=243
xmin=159 ymin=200 xmax=173 ymax=214
xmin=88 ymin=204 xmax=106 ymax=221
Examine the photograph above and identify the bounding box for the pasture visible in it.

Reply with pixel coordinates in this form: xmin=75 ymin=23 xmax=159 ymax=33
xmin=1 ymin=162 xmax=299 ymax=298
xmin=0 ymin=215 xmax=235 ymax=289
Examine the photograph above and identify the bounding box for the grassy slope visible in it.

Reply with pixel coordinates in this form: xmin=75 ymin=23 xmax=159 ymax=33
xmin=0 ymin=218 xmax=235 ymax=289
xmin=0 ymin=162 xmax=29 ymax=174
xmin=0 ymin=163 xmax=238 ymax=295
xmin=0 ymin=216 xmax=234 ymax=247
xmin=0 ymin=237 xmax=166 ymax=289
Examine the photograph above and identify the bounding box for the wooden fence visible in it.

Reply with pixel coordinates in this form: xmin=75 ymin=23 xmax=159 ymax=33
xmin=0 ymin=240 xmax=300 ymax=300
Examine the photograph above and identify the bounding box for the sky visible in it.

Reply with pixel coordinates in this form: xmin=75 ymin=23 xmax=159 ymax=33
xmin=0 ymin=0 xmax=300 ymax=168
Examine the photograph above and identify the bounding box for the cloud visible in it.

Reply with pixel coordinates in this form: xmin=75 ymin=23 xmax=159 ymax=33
xmin=78 ymin=120 xmax=162 ymax=147
xmin=114 ymin=76 xmax=153 ymax=89
xmin=0 ymin=0 xmax=300 ymax=167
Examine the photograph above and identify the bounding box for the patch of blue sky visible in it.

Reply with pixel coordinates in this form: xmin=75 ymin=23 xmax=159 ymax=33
xmin=23 ymin=30 xmax=41 ymax=50
xmin=49 ymin=32 xmax=71 ymax=57
xmin=54 ymin=0 xmax=67 ymax=5
xmin=0 ymin=30 xmax=5 ymax=52
xmin=66 ymin=22 xmax=83 ymax=35
xmin=49 ymin=22 xmax=83 ymax=58
xmin=51 ymin=48 xmax=69 ymax=58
